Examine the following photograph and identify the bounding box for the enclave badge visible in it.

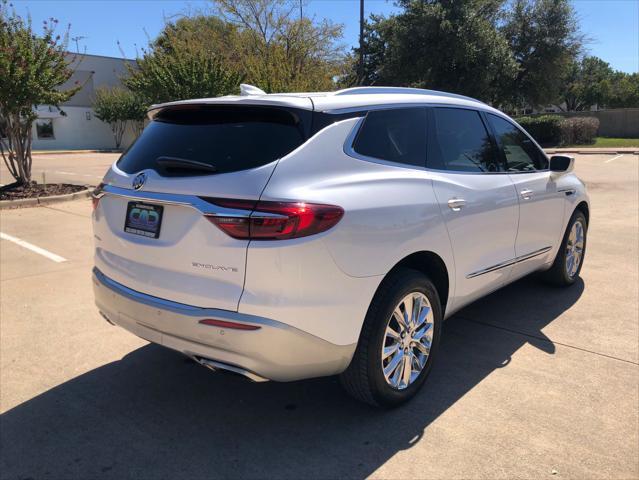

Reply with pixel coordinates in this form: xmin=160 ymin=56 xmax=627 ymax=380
xmin=132 ymin=172 xmax=147 ymax=190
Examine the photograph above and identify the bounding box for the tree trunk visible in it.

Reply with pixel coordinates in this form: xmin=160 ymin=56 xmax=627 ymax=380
xmin=0 ymin=113 xmax=33 ymax=185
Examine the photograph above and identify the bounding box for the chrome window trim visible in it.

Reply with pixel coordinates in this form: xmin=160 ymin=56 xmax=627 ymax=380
xmin=341 ymin=105 xmax=553 ymax=176
xmin=466 ymin=246 xmax=552 ymax=279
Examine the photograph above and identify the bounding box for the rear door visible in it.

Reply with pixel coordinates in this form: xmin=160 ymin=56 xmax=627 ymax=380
xmin=428 ymin=107 xmax=519 ymax=310
xmin=485 ymin=114 xmax=565 ymax=278
xmin=93 ymin=103 xmax=312 ymax=310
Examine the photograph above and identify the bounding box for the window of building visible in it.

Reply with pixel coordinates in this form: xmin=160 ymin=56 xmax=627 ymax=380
xmin=430 ymin=108 xmax=501 ymax=172
xmin=35 ymin=119 xmax=55 ymax=139
xmin=352 ymin=108 xmax=427 ymax=168
xmin=487 ymin=114 xmax=548 ymax=171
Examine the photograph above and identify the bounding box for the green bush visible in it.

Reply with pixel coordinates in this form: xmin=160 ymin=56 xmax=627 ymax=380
xmin=559 ymin=117 xmax=599 ymax=145
xmin=516 ymin=115 xmax=562 ymax=145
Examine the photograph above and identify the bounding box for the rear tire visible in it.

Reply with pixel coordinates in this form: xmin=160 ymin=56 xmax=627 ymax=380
xmin=340 ymin=268 xmax=442 ymax=408
xmin=543 ymin=210 xmax=587 ymax=286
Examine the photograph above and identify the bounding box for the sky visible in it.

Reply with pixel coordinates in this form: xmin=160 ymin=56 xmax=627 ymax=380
xmin=11 ymin=0 xmax=639 ymax=73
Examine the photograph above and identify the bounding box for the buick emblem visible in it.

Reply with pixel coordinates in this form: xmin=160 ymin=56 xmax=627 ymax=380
xmin=132 ymin=172 xmax=147 ymax=190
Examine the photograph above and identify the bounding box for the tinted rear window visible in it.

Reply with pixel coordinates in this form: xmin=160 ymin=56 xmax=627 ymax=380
xmin=117 ymin=106 xmax=310 ymax=176
xmin=352 ymin=108 xmax=427 ymax=168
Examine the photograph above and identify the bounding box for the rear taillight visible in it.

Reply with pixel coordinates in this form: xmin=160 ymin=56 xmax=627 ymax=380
xmin=203 ymin=198 xmax=344 ymax=240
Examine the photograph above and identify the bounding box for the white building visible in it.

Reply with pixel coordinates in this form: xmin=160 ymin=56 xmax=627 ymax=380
xmin=32 ymin=53 xmax=139 ymax=151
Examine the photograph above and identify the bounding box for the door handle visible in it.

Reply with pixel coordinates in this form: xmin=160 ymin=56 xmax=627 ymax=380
xmin=447 ymin=198 xmax=466 ymax=211
xmin=520 ymin=189 xmax=533 ymax=200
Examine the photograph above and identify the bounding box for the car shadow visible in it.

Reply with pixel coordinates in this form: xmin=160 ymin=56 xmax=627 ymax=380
xmin=0 ymin=276 xmax=583 ymax=480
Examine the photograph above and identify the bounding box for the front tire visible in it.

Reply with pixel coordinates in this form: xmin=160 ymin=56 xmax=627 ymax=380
xmin=543 ymin=210 xmax=588 ymax=286
xmin=340 ymin=268 xmax=442 ymax=408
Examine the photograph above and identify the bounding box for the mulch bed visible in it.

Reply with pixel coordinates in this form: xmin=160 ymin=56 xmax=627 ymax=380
xmin=0 ymin=182 xmax=86 ymax=201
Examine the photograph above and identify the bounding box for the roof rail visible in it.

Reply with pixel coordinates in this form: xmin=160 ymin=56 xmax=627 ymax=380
xmin=333 ymin=86 xmax=483 ymax=104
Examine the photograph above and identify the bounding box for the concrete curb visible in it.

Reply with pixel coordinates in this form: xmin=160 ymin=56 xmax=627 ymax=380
xmin=0 ymin=187 xmax=93 ymax=210
xmin=545 ymin=149 xmax=639 ymax=155
xmin=32 ymin=149 xmax=122 ymax=156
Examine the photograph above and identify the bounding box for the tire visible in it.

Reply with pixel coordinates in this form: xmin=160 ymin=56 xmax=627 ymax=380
xmin=543 ymin=209 xmax=588 ymax=286
xmin=340 ymin=268 xmax=442 ymax=408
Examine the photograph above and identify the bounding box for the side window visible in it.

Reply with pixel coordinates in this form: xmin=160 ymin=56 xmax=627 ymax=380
xmin=487 ymin=114 xmax=548 ymax=172
xmin=430 ymin=108 xmax=501 ymax=172
xmin=352 ymin=108 xmax=427 ymax=168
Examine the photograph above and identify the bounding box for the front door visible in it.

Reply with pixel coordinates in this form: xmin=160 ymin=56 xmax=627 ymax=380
xmin=428 ymin=107 xmax=520 ymax=312
xmin=486 ymin=114 xmax=565 ymax=279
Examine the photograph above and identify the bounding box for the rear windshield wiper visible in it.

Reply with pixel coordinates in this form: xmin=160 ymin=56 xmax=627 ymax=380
xmin=156 ymin=156 xmax=218 ymax=173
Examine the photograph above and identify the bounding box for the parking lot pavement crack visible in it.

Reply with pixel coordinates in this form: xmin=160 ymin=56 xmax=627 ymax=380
xmin=456 ymin=316 xmax=639 ymax=366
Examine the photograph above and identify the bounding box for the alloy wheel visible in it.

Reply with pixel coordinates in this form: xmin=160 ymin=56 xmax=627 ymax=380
xmin=381 ymin=292 xmax=434 ymax=390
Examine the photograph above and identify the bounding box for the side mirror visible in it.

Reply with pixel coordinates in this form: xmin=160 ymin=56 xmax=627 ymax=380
xmin=549 ymin=155 xmax=574 ymax=176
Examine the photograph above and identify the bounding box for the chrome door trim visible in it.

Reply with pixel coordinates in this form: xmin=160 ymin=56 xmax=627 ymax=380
xmin=466 ymin=246 xmax=552 ymax=279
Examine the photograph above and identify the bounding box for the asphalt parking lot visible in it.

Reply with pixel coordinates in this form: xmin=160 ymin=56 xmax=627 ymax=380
xmin=0 ymin=153 xmax=637 ymax=479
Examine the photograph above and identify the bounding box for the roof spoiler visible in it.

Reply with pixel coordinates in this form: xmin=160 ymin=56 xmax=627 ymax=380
xmin=240 ymin=84 xmax=267 ymax=96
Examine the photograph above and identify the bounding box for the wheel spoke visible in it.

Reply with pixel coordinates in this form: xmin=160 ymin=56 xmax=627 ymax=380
xmin=390 ymin=354 xmax=404 ymax=386
xmin=384 ymin=351 xmax=403 ymax=380
xmin=382 ymin=342 xmax=399 ymax=360
xmin=385 ymin=325 xmax=401 ymax=341
xmin=401 ymin=354 xmax=412 ymax=386
xmin=415 ymin=338 xmax=431 ymax=355
xmin=413 ymin=321 xmax=433 ymax=342
xmin=402 ymin=296 xmax=413 ymax=329
xmin=414 ymin=305 xmax=431 ymax=330
xmin=411 ymin=294 xmax=422 ymax=328
xmin=393 ymin=308 xmax=408 ymax=332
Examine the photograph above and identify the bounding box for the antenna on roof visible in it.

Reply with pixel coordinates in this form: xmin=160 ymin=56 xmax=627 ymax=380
xmin=240 ymin=84 xmax=267 ymax=96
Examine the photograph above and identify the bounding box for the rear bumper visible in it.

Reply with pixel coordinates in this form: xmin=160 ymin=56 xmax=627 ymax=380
xmin=93 ymin=268 xmax=356 ymax=382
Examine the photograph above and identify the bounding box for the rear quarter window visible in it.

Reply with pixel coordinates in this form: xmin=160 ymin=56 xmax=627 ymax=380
xmin=351 ymin=108 xmax=428 ymax=168
xmin=117 ymin=105 xmax=311 ymax=176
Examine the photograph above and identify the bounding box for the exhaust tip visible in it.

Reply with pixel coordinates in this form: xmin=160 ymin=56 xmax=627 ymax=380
xmin=99 ymin=311 xmax=116 ymax=326
xmin=194 ymin=356 xmax=269 ymax=383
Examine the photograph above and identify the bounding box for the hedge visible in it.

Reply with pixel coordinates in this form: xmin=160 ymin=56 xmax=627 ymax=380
xmin=516 ymin=115 xmax=599 ymax=146
xmin=516 ymin=115 xmax=563 ymax=145
xmin=559 ymin=117 xmax=600 ymax=146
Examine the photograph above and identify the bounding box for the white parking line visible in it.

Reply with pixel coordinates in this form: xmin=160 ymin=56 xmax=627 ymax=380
xmin=0 ymin=232 xmax=68 ymax=263
xmin=605 ymin=154 xmax=624 ymax=163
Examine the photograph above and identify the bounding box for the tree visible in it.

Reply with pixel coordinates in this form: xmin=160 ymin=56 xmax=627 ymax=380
xmin=93 ymin=87 xmax=147 ymax=148
xmin=211 ymin=0 xmax=346 ymax=92
xmin=123 ymin=24 xmax=243 ymax=104
xmin=561 ymin=56 xmax=613 ymax=111
xmin=352 ymin=0 xmax=518 ymax=103
xmin=608 ymin=72 xmax=639 ymax=109
xmin=0 ymin=2 xmax=79 ymax=185
xmin=501 ymin=0 xmax=584 ymax=108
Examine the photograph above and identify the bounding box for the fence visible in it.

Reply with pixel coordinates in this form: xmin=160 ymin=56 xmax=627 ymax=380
xmin=524 ymin=108 xmax=639 ymax=138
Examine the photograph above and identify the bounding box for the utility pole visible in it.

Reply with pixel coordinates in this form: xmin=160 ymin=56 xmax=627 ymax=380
xmin=358 ymin=0 xmax=364 ymax=85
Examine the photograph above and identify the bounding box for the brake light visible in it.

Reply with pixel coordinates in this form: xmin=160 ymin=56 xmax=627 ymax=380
xmin=203 ymin=198 xmax=344 ymax=240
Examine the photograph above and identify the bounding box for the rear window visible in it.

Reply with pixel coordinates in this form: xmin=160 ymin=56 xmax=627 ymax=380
xmin=352 ymin=108 xmax=427 ymax=168
xmin=117 ymin=105 xmax=310 ymax=176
